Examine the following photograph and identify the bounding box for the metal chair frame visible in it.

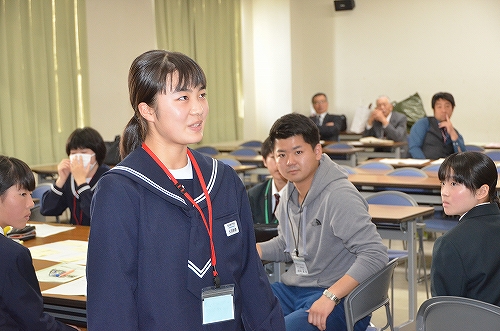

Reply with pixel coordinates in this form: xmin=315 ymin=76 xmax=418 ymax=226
xmin=344 ymin=258 xmax=400 ymax=331
xmin=416 ymin=296 xmax=500 ymax=331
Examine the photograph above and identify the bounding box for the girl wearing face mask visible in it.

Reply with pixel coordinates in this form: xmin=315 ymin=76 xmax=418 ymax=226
xmin=40 ymin=127 xmax=109 ymax=226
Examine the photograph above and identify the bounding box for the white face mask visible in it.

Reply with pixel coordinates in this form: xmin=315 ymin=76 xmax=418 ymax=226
xmin=70 ymin=153 xmax=95 ymax=168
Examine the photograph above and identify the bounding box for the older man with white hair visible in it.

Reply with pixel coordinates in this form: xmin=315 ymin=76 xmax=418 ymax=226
xmin=363 ymin=95 xmax=407 ymax=142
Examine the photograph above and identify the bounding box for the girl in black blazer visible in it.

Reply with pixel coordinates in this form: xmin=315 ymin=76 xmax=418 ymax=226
xmin=431 ymin=152 xmax=500 ymax=305
xmin=0 ymin=155 xmax=78 ymax=330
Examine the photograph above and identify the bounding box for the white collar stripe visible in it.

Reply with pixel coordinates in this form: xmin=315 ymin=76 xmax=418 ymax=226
xmin=193 ymin=158 xmax=218 ymax=204
xmin=112 ymin=166 xmax=187 ymax=205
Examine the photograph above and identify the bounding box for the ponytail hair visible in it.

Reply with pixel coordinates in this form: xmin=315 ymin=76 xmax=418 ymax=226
xmin=120 ymin=115 xmax=147 ymax=160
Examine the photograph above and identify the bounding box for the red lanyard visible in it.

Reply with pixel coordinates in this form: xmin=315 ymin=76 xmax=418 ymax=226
xmin=142 ymin=143 xmax=219 ymax=287
xmin=72 ymin=196 xmax=83 ymax=225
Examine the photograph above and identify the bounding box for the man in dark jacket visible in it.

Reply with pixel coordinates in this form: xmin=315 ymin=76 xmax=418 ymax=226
xmin=309 ymin=93 xmax=346 ymax=142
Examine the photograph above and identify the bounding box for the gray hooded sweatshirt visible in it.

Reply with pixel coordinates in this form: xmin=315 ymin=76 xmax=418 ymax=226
xmin=259 ymin=154 xmax=388 ymax=288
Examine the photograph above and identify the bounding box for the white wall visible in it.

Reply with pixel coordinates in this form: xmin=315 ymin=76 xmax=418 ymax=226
xmin=290 ymin=0 xmax=500 ymax=143
xmin=86 ymin=0 xmax=500 ymax=144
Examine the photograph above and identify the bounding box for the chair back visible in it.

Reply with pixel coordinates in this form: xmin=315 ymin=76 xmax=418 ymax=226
xmin=31 ymin=183 xmax=54 ymax=222
xmin=195 ymin=146 xmax=219 ymax=156
xmin=344 ymin=258 xmax=399 ymax=331
xmin=229 ymin=148 xmax=259 ymax=156
xmin=421 ymin=164 xmax=441 ymax=172
xmin=365 ymin=191 xmax=419 ymax=234
xmin=464 ymin=144 xmax=485 ymax=152
xmin=386 ymin=167 xmax=428 ymax=177
xmin=485 ymin=150 xmax=500 ymax=161
xmin=218 ymin=158 xmax=242 ymax=167
xmin=340 ymin=165 xmax=357 ymax=175
xmin=239 ymin=140 xmax=262 ymax=148
xmin=416 ymin=296 xmax=500 ymax=331
xmin=365 ymin=190 xmax=418 ymax=207
xmin=324 ymin=143 xmax=353 ymax=149
xmin=32 ymin=183 xmax=53 ymax=208
xmin=356 ymin=162 xmax=394 ymax=170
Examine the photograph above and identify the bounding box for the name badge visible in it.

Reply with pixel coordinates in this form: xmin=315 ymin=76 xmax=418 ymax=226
xmin=292 ymin=255 xmax=309 ymax=275
xmin=201 ymin=284 xmax=235 ymax=324
xmin=224 ymin=220 xmax=239 ymax=237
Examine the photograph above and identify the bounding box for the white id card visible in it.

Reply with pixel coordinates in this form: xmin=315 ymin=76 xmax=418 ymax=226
xmin=292 ymin=255 xmax=309 ymax=275
xmin=201 ymin=284 xmax=235 ymax=324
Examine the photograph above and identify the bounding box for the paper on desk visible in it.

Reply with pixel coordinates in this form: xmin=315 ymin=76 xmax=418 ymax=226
xmin=42 ymin=275 xmax=87 ymax=296
xmin=36 ymin=263 xmax=86 ymax=283
xmin=379 ymin=158 xmax=430 ymax=165
xmin=430 ymin=158 xmax=445 ymax=165
xmin=359 ymin=137 xmax=394 ymax=144
xmin=29 ymin=240 xmax=87 ymax=265
xmin=27 ymin=223 xmax=75 ymax=238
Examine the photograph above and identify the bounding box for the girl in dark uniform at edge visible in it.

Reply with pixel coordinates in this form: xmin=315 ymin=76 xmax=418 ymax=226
xmin=431 ymin=151 xmax=500 ymax=305
xmin=0 ymin=155 xmax=79 ymax=330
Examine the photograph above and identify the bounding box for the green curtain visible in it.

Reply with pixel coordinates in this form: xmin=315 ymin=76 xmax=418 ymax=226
xmin=154 ymin=0 xmax=243 ymax=144
xmin=0 ymin=0 xmax=89 ymax=165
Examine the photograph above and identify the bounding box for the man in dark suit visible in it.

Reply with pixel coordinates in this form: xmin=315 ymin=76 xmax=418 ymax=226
xmin=363 ymin=96 xmax=408 ymax=155
xmin=309 ymin=93 xmax=346 ymax=142
xmin=247 ymin=137 xmax=287 ymax=227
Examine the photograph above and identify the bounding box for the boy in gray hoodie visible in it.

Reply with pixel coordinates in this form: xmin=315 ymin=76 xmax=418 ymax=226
xmin=257 ymin=113 xmax=388 ymax=331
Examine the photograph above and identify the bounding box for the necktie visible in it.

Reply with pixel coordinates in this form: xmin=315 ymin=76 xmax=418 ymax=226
xmin=273 ymin=193 xmax=280 ymax=215
xmin=440 ymin=127 xmax=447 ymax=142
xmin=317 ymin=115 xmax=322 ymax=126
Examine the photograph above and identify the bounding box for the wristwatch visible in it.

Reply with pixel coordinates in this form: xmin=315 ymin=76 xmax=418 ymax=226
xmin=323 ymin=289 xmax=341 ymax=305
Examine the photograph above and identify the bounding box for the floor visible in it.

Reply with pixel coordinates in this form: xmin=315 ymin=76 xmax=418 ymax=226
xmin=370 ymin=237 xmax=436 ymax=330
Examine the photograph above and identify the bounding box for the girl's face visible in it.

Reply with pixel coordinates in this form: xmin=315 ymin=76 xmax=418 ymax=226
xmin=0 ymin=185 xmax=34 ymax=229
xmin=142 ymin=72 xmax=209 ymax=147
xmin=440 ymin=172 xmax=488 ymax=216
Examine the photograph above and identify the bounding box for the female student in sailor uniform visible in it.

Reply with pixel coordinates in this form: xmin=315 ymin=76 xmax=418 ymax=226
xmin=86 ymin=50 xmax=285 ymax=330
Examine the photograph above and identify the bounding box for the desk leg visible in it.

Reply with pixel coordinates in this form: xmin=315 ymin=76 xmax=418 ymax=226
xmin=350 ymin=154 xmax=357 ymax=167
xmin=394 ymin=221 xmax=417 ymax=331
xmin=395 ymin=146 xmax=401 ymax=158
xmin=377 ymin=222 xmax=417 ymax=331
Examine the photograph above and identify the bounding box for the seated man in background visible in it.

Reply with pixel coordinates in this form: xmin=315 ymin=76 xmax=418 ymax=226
xmin=408 ymin=92 xmax=466 ymax=159
xmin=309 ymin=93 xmax=346 ymax=142
xmin=247 ymin=137 xmax=287 ymax=226
xmin=256 ymin=113 xmax=387 ymax=331
xmin=363 ymin=96 xmax=407 ymax=142
xmin=363 ymin=95 xmax=408 ymax=156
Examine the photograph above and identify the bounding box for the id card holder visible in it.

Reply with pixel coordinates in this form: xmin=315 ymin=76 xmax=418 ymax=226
xmin=292 ymin=255 xmax=309 ymax=275
xmin=201 ymin=284 xmax=235 ymax=324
